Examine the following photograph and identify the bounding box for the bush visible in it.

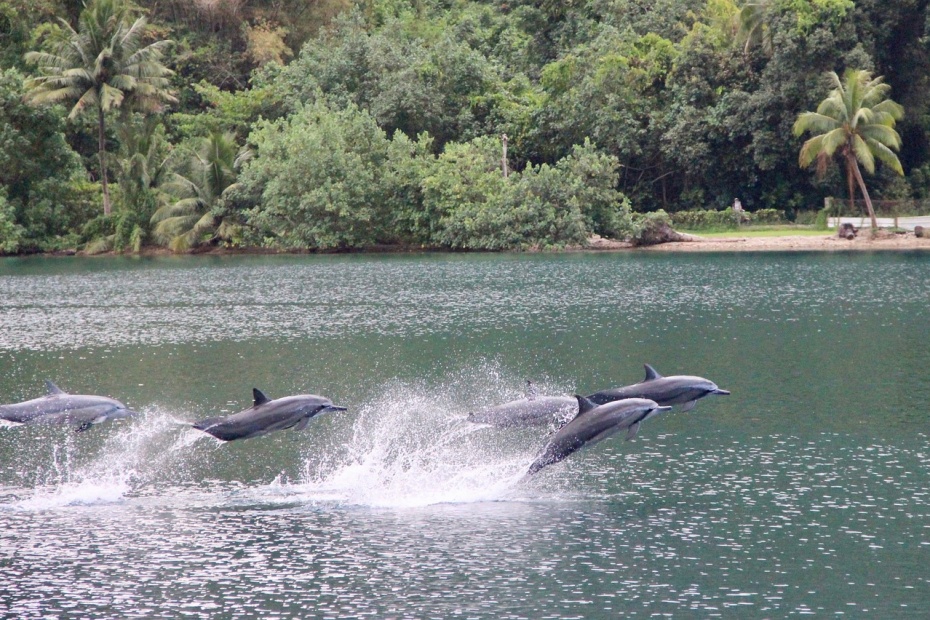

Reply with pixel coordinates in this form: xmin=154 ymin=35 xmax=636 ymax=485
xmin=669 ymin=208 xmax=785 ymax=230
xmin=422 ymin=136 xmax=631 ymax=250
xmin=813 ymin=208 xmax=830 ymax=230
xmin=628 ymin=210 xmax=676 ymax=246
xmin=242 ymin=101 xmax=393 ymax=249
xmin=0 ymin=188 xmax=24 ymax=254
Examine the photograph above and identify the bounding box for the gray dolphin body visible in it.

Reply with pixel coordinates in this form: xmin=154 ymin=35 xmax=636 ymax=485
xmin=526 ymin=396 xmax=671 ymax=475
xmin=467 ymin=396 xmax=577 ymax=427
xmin=193 ymin=388 xmax=347 ymax=442
xmin=586 ymin=364 xmax=730 ymax=411
xmin=0 ymin=381 xmax=137 ymax=432
xmin=468 ymin=382 xmax=576 ymax=427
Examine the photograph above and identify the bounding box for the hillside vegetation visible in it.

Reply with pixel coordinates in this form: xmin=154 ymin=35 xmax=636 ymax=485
xmin=2 ymin=0 xmax=928 ymax=253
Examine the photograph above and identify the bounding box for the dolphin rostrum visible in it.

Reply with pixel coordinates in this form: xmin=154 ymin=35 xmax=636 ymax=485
xmin=0 ymin=381 xmax=137 ymax=432
xmin=467 ymin=381 xmax=577 ymax=427
xmin=192 ymin=388 xmax=347 ymax=442
xmin=586 ymin=364 xmax=730 ymax=411
xmin=526 ymin=396 xmax=671 ymax=476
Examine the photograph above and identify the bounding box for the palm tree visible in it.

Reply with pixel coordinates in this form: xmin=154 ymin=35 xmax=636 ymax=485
xmin=736 ymin=1 xmax=773 ymax=56
xmin=151 ymin=131 xmax=249 ymax=252
xmin=793 ymin=69 xmax=904 ymax=230
xmin=23 ymin=0 xmax=175 ymax=215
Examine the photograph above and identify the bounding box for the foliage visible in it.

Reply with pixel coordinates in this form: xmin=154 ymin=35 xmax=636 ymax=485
xmin=9 ymin=0 xmax=930 ymax=253
xmin=242 ymin=101 xmax=393 ymax=249
xmin=24 ymin=0 xmax=176 ymax=215
xmin=0 ymin=67 xmax=91 ymax=251
xmin=628 ymin=209 xmax=674 ymax=245
xmin=151 ymin=130 xmax=247 ymax=251
xmin=422 ymin=136 xmax=630 ymax=250
xmin=668 ymin=207 xmax=785 ymax=229
xmin=0 ymin=189 xmax=24 ymax=254
xmin=794 ymin=68 xmax=904 ymax=228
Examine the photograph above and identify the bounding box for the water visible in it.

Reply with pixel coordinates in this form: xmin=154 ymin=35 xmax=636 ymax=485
xmin=1 ymin=251 xmax=929 ymax=618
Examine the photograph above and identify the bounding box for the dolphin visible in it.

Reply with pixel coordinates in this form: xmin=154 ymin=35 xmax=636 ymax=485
xmin=192 ymin=388 xmax=347 ymax=442
xmin=0 ymin=381 xmax=138 ymax=432
xmin=586 ymin=364 xmax=730 ymax=411
xmin=526 ymin=396 xmax=672 ymax=476
xmin=467 ymin=381 xmax=577 ymax=427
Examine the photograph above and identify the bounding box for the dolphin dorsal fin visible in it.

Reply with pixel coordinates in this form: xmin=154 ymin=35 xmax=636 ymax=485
xmin=574 ymin=395 xmax=598 ymax=417
xmin=525 ymin=380 xmax=538 ymax=401
xmin=45 ymin=380 xmax=66 ymax=396
xmin=644 ymin=364 xmax=662 ymax=381
xmin=252 ymin=388 xmax=271 ymax=407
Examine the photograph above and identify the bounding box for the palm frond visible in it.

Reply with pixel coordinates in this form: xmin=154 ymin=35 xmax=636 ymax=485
xmin=798 ymin=135 xmax=824 ymax=168
xmin=851 ymin=134 xmax=875 ymax=174
xmin=866 ymin=139 xmax=904 ymax=175
xmin=793 ymin=112 xmax=840 ymax=137
xmin=858 ymin=124 xmax=902 ymax=150
xmin=820 ymin=128 xmax=847 ymax=157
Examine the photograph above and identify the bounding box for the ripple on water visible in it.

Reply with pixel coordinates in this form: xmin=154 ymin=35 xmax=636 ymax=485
xmin=1 ymin=255 xmax=929 ymax=350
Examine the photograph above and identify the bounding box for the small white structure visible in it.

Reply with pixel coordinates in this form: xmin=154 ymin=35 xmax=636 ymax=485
xmin=828 ymin=216 xmax=930 ymax=231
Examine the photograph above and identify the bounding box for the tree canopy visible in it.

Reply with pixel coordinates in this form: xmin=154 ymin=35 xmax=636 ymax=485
xmin=4 ymin=0 xmax=930 ymax=253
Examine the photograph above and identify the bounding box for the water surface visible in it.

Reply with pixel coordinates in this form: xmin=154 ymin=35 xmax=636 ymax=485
xmin=1 ymin=252 xmax=928 ymax=617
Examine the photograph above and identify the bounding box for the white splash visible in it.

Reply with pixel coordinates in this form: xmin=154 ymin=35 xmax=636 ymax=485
xmin=292 ymin=377 xmax=543 ymax=508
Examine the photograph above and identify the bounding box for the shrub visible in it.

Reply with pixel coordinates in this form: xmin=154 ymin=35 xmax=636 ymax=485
xmin=0 ymin=188 xmax=24 ymax=254
xmin=242 ymin=101 xmax=393 ymax=249
xmin=422 ymin=136 xmax=631 ymax=250
xmin=668 ymin=208 xmax=785 ymax=230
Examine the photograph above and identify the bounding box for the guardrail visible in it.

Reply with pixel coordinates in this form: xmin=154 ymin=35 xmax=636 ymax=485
xmin=828 ymin=216 xmax=930 ymax=231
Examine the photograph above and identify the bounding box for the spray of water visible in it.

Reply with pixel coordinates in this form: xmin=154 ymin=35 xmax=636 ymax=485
xmin=3 ymin=363 xmax=580 ymax=511
xmin=8 ymin=407 xmax=204 ymax=511
xmin=290 ymin=368 xmax=568 ymax=508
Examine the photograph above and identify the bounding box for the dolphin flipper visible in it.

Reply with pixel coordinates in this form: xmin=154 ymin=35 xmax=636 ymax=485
xmin=75 ymin=422 xmax=93 ymax=433
xmin=625 ymin=422 xmax=641 ymax=440
xmin=293 ymin=417 xmax=311 ymax=432
xmin=681 ymin=400 xmax=697 ymax=412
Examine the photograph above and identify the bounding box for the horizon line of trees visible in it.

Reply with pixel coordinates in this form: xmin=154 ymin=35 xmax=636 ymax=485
xmin=0 ymin=0 xmax=921 ymax=254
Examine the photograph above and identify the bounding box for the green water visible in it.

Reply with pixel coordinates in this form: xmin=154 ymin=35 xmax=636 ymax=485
xmin=0 ymin=252 xmax=928 ymax=618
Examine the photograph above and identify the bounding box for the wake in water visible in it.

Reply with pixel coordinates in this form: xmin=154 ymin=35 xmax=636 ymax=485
xmin=2 ymin=363 xmax=576 ymax=511
xmin=290 ymin=368 xmax=568 ymax=508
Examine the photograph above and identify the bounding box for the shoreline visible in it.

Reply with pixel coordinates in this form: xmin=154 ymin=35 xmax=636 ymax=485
xmin=589 ymin=230 xmax=930 ymax=252
xmin=8 ymin=231 xmax=930 ymax=259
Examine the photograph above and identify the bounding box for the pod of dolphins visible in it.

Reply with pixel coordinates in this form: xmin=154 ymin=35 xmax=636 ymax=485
xmin=0 ymin=364 xmax=728 ymax=477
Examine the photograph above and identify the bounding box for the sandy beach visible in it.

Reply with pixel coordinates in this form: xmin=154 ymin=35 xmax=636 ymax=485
xmin=588 ymin=231 xmax=930 ymax=252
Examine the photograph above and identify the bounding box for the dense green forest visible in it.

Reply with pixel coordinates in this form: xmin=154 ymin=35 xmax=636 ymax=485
xmin=0 ymin=0 xmax=926 ymax=253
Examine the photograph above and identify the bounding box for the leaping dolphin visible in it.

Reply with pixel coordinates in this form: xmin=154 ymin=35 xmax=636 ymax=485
xmin=193 ymin=388 xmax=347 ymax=442
xmin=526 ymin=396 xmax=671 ymax=476
xmin=0 ymin=381 xmax=137 ymax=432
xmin=467 ymin=381 xmax=577 ymax=427
xmin=586 ymin=364 xmax=730 ymax=411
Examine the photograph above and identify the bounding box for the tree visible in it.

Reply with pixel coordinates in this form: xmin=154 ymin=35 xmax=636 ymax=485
xmin=736 ymin=1 xmax=772 ymax=55
xmin=793 ymin=69 xmax=904 ymax=229
xmin=150 ymin=131 xmax=247 ymax=252
xmin=23 ymin=0 xmax=175 ymax=215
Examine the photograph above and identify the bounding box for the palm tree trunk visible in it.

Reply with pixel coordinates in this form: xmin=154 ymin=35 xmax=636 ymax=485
xmin=849 ymin=155 xmax=879 ymax=230
xmin=846 ymin=158 xmax=855 ymax=215
xmin=98 ymin=103 xmax=111 ymax=216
